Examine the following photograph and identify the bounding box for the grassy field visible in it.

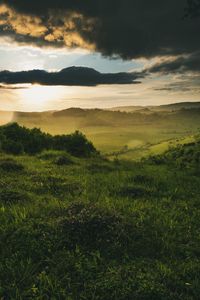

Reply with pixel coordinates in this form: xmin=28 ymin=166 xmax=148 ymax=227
xmin=1 ymin=136 xmax=200 ymax=299
xmin=10 ymin=107 xmax=200 ymax=160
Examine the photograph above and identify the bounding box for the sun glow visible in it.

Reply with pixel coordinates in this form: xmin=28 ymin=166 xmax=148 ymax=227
xmin=17 ymin=84 xmax=67 ymax=111
xmin=0 ymin=111 xmax=14 ymax=125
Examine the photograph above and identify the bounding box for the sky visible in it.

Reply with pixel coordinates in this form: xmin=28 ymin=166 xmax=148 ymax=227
xmin=0 ymin=0 xmax=200 ymax=111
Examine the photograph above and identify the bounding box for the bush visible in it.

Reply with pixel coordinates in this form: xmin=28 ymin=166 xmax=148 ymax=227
xmin=0 ymin=159 xmax=24 ymax=172
xmin=1 ymin=140 xmax=24 ymax=155
xmin=0 ymin=123 xmax=97 ymax=157
xmin=54 ymin=130 xmax=97 ymax=157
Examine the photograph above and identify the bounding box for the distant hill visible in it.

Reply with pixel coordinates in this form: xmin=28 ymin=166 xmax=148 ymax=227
xmin=1 ymin=103 xmax=200 ymax=134
xmin=110 ymin=101 xmax=200 ymax=112
xmin=1 ymin=103 xmax=200 ymax=155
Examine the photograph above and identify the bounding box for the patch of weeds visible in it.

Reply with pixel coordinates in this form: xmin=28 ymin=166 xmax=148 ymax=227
xmin=32 ymin=175 xmax=83 ymax=198
xmin=133 ymin=174 xmax=154 ymax=185
xmin=0 ymin=189 xmax=30 ymax=205
xmin=0 ymin=159 xmax=24 ymax=172
xmin=117 ymin=185 xmax=152 ymax=198
xmin=59 ymin=203 xmax=135 ymax=258
xmin=38 ymin=150 xmax=66 ymax=161
xmin=54 ymin=155 xmax=74 ymax=166
xmin=87 ymin=162 xmax=115 ymax=173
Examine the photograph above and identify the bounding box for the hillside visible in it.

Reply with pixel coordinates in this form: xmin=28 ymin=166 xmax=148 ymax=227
xmin=110 ymin=101 xmax=200 ymax=112
xmin=9 ymin=105 xmax=200 ymax=157
xmin=1 ymin=125 xmax=200 ymax=299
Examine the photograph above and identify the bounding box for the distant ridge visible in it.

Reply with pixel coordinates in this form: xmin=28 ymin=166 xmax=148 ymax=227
xmin=1 ymin=102 xmax=200 ymax=116
xmin=110 ymin=101 xmax=200 ymax=112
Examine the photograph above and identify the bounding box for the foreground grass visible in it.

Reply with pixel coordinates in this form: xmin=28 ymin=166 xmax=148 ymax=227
xmin=1 ymin=150 xmax=200 ymax=299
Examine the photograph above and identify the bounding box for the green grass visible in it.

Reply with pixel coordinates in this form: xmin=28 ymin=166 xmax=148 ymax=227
xmin=12 ymin=107 xmax=200 ymax=158
xmin=1 ymin=141 xmax=200 ymax=299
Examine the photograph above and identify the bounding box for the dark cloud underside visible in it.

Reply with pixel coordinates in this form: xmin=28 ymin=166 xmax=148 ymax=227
xmin=0 ymin=66 xmax=142 ymax=86
xmin=0 ymin=0 xmax=199 ymax=60
xmin=147 ymin=52 xmax=200 ymax=74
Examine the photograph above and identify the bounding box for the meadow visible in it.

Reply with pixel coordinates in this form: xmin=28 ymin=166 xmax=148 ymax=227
xmin=1 ymin=121 xmax=200 ymax=299
xmin=11 ymin=105 xmax=200 ymax=160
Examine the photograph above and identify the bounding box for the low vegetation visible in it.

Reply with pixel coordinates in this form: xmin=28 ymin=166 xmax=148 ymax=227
xmin=0 ymin=123 xmax=200 ymax=299
xmin=10 ymin=106 xmax=200 ymax=158
xmin=0 ymin=123 xmax=97 ymax=157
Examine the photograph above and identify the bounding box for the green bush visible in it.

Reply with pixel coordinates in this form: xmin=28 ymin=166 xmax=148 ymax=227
xmin=0 ymin=123 xmax=97 ymax=157
xmin=1 ymin=140 xmax=24 ymax=155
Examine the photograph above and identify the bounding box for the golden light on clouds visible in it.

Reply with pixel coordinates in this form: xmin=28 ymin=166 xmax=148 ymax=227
xmin=0 ymin=4 xmax=95 ymax=50
xmin=0 ymin=4 xmax=47 ymax=37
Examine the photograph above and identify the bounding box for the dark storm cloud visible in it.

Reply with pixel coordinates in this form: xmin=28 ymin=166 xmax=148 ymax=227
xmin=0 ymin=0 xmax=200 ymax=60
xmin=185 ymin=0 xmax=200 ymax=18
xmin=147 ymin=52 xmax=200 ymax=74
xmin=0 ymin=66 xmax=142 ymax=86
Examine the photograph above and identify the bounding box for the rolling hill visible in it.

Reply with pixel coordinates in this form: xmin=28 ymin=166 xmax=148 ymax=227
xmin=110 ymin=101 xmax=200 ymax=112
xmin=1 ymin=102 xmax=200 ymax=158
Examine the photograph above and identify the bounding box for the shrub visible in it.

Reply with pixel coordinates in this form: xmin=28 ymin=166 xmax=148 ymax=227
xmin=54 ymin=130 xmax=97 ymax=157
xmin=0 ymin=123 xmax=97 ymax=157
xmin=1 ymin=140 xmax=24 ymax=155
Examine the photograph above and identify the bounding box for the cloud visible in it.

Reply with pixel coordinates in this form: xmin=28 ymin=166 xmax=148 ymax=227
xmin=153 ymin=74 xmax=200 ymax=93
xmin=185 ymin=0 xmax=200 ymax=18
xmin=0 ymin=84 xmax=27 ymax=89
xmin=0 ymin=0 xmax=199 ymax=61
xmin=0 ymin=66 xmax=143 ymax=86
xmin=146 ymin=52 xmax=200 ymax=74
